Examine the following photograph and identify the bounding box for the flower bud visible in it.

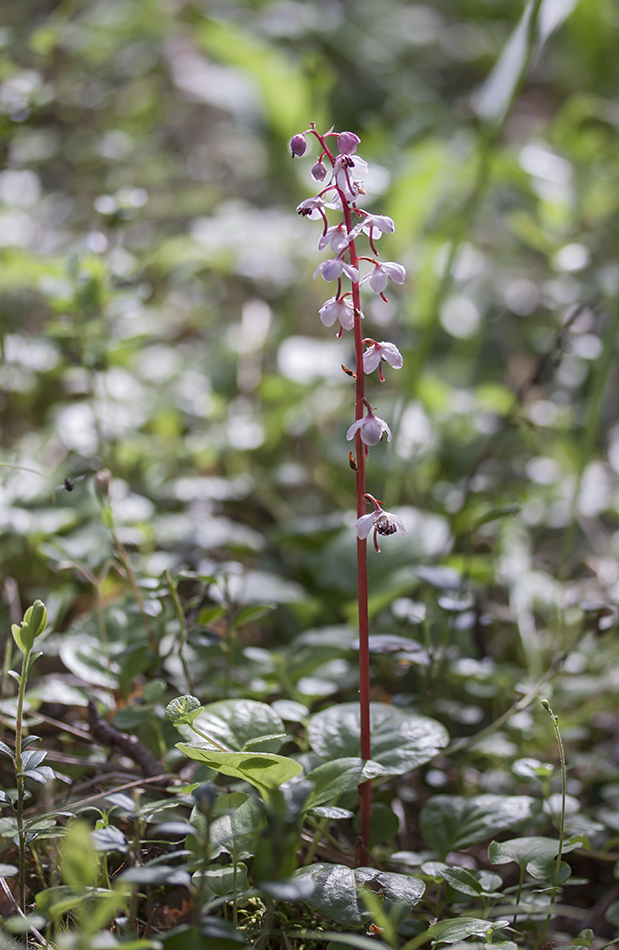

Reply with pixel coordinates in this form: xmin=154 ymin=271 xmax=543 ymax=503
xmin=337 ymin=131 xmax=360 ymax=155
xmin=311 ymin=160 xmax=327 ymax=182
xmin=290 ymin=134 xmax=307 ymax=158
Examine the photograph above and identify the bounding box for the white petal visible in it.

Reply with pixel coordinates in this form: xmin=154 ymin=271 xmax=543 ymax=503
xmin=354 ymin=512 xmax=377 ymax=539
xmin=318 ymin=259 xmax=344 ymax=282
xmin=319 ymin=300 xmax=338 ymax=327
xmin=338 ymin=301 xmax=355 ymax=331
xmin=372 ymin=215 xmax=395 ymax=233
xmin=363 ymin=346 xmax=382 ymax=373
xmin=369 ymin=267 xmax=389 ymax=294
xmin=341 ymin=261 xmax=359 ymax=283
xmin=346 ymin=419 xmax=363 ymax=441
xmin=359 ymin=416 xmax=384 ymax=445
xmin=380 ymin=419 xmax=392 ymax=442
xmin=382 ymin=262 xmax=406 ymax=283
xmin=380 ymin=343 xmax=403 ymax=369
xmin=389 ymin=513 xmax=407 ymax=535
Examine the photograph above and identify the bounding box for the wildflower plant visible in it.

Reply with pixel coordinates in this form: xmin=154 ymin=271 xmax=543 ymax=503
xmin=291 ymin=123 xmax=406 ymax=855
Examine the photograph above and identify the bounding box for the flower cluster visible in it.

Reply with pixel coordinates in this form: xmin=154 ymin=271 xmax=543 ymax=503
xmin=291 ymin=124 xmax=406 ymax=549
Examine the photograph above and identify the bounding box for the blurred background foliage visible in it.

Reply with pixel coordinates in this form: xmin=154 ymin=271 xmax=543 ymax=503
xmin=1 ymin=0 xmax=619 ymax=707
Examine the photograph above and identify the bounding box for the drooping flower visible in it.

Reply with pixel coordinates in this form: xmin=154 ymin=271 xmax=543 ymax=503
xmin=311 ymin=160 xmax=327 ymax=181
xmin=319 ymin=296 xmax=361 ymax=332
xmin=360 ymin=260 xmax=406 ymax=294
xmin=354 ymin=493 xmax=407 ymax=553
xmin=314 ymin=258 xmax=359 ymax=283
xmin=349 ymin=214 xmax=395 ymax=243
xmin=318 ymin=223 xmax=351 ymax=253
xmin=362 ymin=340 xmax=403 ymax=381
xmin=337 ymin=131 xmax=361 ymax=155
xmin=334 ymin=154 xmax=369 ymax=205
xmin=297 ymin=196 xmax=326 ymax=220
xmin=290 ymin=134 xmax=307 ymax=157
xmin=346 ymin=397 xmax=391 ymax=446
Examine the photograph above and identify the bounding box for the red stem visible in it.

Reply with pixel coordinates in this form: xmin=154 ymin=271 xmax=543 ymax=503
xmin=309 ymin=125 xmax=371 ymax=860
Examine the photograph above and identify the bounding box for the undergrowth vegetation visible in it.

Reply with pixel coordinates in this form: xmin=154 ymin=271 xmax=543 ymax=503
xmin=1 ymin=0 xmax=619 ymax=948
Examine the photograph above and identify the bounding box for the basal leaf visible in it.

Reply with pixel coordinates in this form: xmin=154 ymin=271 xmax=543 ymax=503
xmin=294 ymin=863 xmax=425 ymax=928
xmin=307 ymin=703 xmax=448 ymax=774
xmin=304 ymin=757 xmax=386 ymax=809
xmin=420 ymin=794 xmax=537 ymax=859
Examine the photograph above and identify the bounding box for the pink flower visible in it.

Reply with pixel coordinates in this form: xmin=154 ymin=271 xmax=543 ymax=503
xmin=337 ymin=131 xmax=360 ymax=155
xmin=318 ymin=224 xmax=351 ymax=253
xmin=354 ymin=494 xmax=407 ymax=553
xmin=349 ymin=215 xmax=395 ymax=243
xmin=363 ymin=340 xmax=403 ymax=381
xmin=334 ymin=154 xmax=369 ymax=205
xmin=313 ymin=258 xmax=359 ymax=283
xmin=290 ymin=134 xmax=307 ymax=157
xmin=346 ymin=398 xmax=391 ymax=446
xmin=311 ymin=160 xmax=327 ymax=182
xmin=297 ymin=196 xmax=326 ymax=219
xmin=319 ymin=296 xmax=359 ymax=331
xmin=360 ymin=260 xmax=406 ymax=294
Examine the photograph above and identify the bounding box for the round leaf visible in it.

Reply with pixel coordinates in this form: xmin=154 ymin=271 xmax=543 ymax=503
xmin=294 ymin=863 xmax=425 ymax=928
xmin=184 ymin=699 xmax=286 ymax=753
xmin=420 ymin=794 xmax=537 ymax=859
xmin=307 ymin=703 xmax=448 ymax=774
xmin=488 ymin=835 xmax=582 ymax=869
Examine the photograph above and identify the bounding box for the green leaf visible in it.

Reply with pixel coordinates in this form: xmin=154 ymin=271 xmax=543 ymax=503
xmin=439 ymin=867 xmax=483 ymax=897
xmin=353 ymin=802 xmax=400 ymax=848
xmin=194 ymin=864 xmax=249 ymax=902
xmin=35 ymin=886 xmax=120 ymax=923
xmin=471 ymin=0 xmax=578 ymax=126
xmin=208 ymin=796 xmax=265 ymax=860
xmin=294 ymin=864 xmax=425 ymax=928
xmin=241 ymin=733 xmax=287 ymax=752
xmin=234 ymin=604 xmax=275 ymax=626
xmin=307 ymin=702 xmax=448 ymax=774
xmin=11 ymin=600 xmax=47 ymax=654
xmin=176 ymin=745 xmax=302 ymax=796
xmin=197 ymin=18 xmax=315 ymax=140
xmin=120 ymin=866 xmax=192 ymax=888
xmin=427 ymin=917 xmax=511 ymax=944
xmin=91 ymin=825 xmax=128 ymax=853
xmin=305 ymin=758 xmax=386 ymax=809
xmin=60 ymin=821 xmax=101 ymax=888
xmin=184 ymin=699 xmax=287 ymax=753
xmin=419 ymin=794 xmax=537 ymax=859
xmin=488 ymin=835 xmax=582 ymax=870
xmin=308 ymin=806 xmax=354 ymax=820
xmin=196 ymin=605 xmax=226 ymax=626
xmin=161 ymin=921 xmax=249 ymax=950
xmin=294 ymin=932 xmax=393 ymax=950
